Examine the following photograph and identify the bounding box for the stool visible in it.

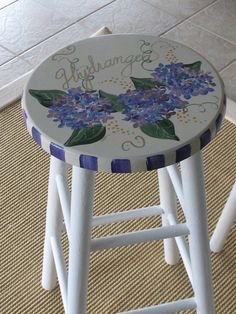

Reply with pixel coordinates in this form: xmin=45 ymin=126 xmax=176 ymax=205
xmin=22 ymin=33 xmax=225 ymax=314
xmin=210 ymin=180 xmax=236 ymax=252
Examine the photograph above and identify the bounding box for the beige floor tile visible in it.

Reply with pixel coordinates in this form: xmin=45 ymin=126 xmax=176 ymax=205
xmin=35 ymin=0 xmax=114 ymax=21
xmin=79 ymin=0 xmax=180 ymax=35
xmin=20 ymin=24 xmax=91 ymax=68
xmin=163 ymin=21 xmax=236 ymax=71
xmin=190 ymin=0 xmax=236 ymax=44
xmin=221 ymin=61 xmax=236 ymax=102
xmin=0 ymin=0 xmax=72 ymax=55
xmin=0 ymin=57 xmax=32 ymax=87
xmin=144 ymin=0 xmax=215 ymax=19
xmin=0 ymin=45 xmax=15 ymax=65
xmin=1 ymin=0 xmax=236 ymax=109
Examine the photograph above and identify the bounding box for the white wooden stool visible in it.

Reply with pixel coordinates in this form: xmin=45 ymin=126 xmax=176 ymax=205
xmin=210 ymin=181 xmax=236 ymax=252
xmin=22 ymin=33 xmax=225 ymax=314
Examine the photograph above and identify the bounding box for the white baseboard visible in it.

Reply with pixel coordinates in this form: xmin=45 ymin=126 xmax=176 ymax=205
xmin=225 ymin=97 xmax=236 ymax=124
xmin=0 ymin=71 xmax=32 ymax=109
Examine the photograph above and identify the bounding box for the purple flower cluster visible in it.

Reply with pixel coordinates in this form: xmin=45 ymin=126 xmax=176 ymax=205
xmin=46 ymin=62 xmax=216 ymax=132
xmin=118 ymin=62 xmax=216 ymax=128
xmin=47 ymin=87 xmax=114 ymax=129
xmin=118 ymin=87 xmax=188 ymax=128
xmin=151 ymin=63 xmax=216 ymax=99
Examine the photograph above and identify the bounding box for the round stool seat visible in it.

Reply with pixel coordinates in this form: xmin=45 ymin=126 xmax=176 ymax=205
xmin=22 ymin=34 xmax=225 ymax=173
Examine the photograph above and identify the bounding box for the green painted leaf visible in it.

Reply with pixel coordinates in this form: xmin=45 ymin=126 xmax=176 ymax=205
xmin=99 ymin=90 xmax=123 ymax=112
xmin=183 ymin=61 xmax=202 ymax=72
xmin=29 ymin=89 xmax=67 ymax=107
xmin=130 ymin=77 xmax=163 ymax=89
xmin=140 ymin=119 xmax=179 ymax=141
xmin=64 ymin=124 xmax=106 ymax=146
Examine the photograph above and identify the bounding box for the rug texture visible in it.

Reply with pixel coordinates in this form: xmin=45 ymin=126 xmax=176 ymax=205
xmin=1 ymin=101 xmax=236 ymax=314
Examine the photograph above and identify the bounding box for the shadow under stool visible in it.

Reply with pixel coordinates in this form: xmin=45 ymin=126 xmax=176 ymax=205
xmin=22 ymin=33 xmax=225 ymax=314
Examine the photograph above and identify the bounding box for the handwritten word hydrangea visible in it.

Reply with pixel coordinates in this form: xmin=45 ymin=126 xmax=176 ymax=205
xmin=151 ymin=63 xmax=216 ymax=100
xmin=118 ymin=87 xmax=188 ymax=128
xmin=47 ymin=87 xmax=115 ymax=129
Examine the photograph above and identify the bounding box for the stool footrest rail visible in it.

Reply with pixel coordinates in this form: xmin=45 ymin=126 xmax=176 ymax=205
xmin=61 ymin=206 xmax=164 ymax=234
xmin=92 ymin=206 xmax=163 ymax=226
xmin=117 ymin=298 xmax=196 ymax=314
xmin=91 ymin=223 xmax=189 ymax=251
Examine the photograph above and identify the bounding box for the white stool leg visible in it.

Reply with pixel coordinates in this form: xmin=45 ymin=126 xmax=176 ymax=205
xmin=181 ymin=151 xmax=215 ymax=314
xmin=158 ymin=168 xmax=180 ymax=265
xmin=67 ymin=166 xmax=95 ymax=314
xmin=42 ymin=156 xmax=68 ymax=290
xmin=210 ymin=181 xmax=236 ymax=252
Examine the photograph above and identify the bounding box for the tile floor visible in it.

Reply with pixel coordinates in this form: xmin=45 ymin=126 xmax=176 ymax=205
xmin=0 ymin=0 xmax=235 ymax=114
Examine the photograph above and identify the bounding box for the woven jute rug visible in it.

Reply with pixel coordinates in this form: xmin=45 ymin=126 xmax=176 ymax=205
xmin=1 ymin=101 xmax=236 ymax=314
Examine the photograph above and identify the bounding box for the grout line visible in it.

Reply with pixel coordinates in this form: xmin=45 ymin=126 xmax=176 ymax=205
xmin=0 ymin=44 xmax=16 ymax=66
xmin=0 ymin=26 xmax=115 ymax=108
xmin=161 ymin=19 xmax=236 ymax=73
xmin=189 ymin=21 xmax=236 ymax=47
xmin=0 ymin=44 xmax=32 ymax=67
xmin=0 ymin=0 xmax=18 ymax=11
xmin=159 ymin=0 xmax=219 ymax=36
xmin=220 ymin=59 xmax=236 ymax=74
xmin=0 ymin=44 xmax=15 ymax=57
xmin=142 ymin=0 xmax=218 ymax=21
xmin=141 ymin=0 xmax=183 ymax=19
xmin=0 ymin=0 xmax=117 ymax=68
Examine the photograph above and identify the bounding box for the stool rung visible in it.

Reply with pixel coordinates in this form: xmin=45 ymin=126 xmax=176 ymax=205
xmin=91 ymin=223 xmax=189 ymax=251
xmin=92 ymin=206 xmax=163 ymax=226
xmin=167 ymin=213 xmax=193 ymax=287
xmin=167 ymin=165 xmax=185 ymax=214
xmin=50 ymin=236 xmax=67 ymax=311
xmin=56 ymin=174 xmax=71 ymax=235
xmin=117 ymin=298 xmax=196 ymax=314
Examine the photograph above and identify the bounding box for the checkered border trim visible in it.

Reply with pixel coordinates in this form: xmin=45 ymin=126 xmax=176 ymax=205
xmin=21 ymin=95 xmax=226 ymax=173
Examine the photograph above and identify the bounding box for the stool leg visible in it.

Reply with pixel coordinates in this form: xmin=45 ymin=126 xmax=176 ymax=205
xmin=181 ymin=151 xmax=215 ymax=314
xmin=67 ymin=166 xmax=95 ymax=314
xmin=42 ymin=156 xmax=68 ymax=290
xmin=158 ymin=168 xmax=180 ymax=265
xmin=210 ymin=180 xmax=236 ymax=252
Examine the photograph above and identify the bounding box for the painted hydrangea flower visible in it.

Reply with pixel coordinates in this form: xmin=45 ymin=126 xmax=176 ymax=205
xmin=118 ymin=87 xmax=188 ymax=128
xmin=47 ymin=87 xmax=115 ymax=129
xmin=151 ymin=63 xmax=216 ymax=99
xmin=29 ymin=59 xmax=217 ymax=146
